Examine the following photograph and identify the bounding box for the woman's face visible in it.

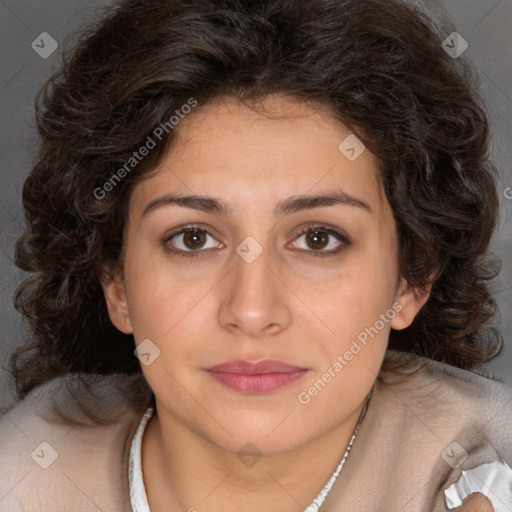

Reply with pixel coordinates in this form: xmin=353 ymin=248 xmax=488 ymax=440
xmin=103 ymin=95 xmax=427 ymax=454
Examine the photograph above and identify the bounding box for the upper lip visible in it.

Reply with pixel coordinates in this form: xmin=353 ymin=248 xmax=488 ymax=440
xmin=206 ymin=359 xmax=307 ymax=374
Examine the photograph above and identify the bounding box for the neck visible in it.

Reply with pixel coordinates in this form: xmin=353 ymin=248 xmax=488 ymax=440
xmin=141 ymin=397 xmax=369 ymax=512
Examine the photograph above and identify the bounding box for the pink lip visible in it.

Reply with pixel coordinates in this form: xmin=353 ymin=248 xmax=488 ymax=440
xmin=205 ymin=359 xmax=308 ymax=393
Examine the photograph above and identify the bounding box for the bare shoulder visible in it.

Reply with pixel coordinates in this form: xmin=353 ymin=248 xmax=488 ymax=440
xmin=0 ymin=372 xmax=152 ymax=511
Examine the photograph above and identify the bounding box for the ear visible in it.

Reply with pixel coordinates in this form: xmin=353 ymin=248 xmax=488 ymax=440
xmin=390 ymin=277 xmax=432 ymax=330
xmin=99 ymin=266 xmax=134 ymax=334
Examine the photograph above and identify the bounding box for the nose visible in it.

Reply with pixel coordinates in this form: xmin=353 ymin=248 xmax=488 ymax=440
xmin=217 ymin=243 xmax=292 ymax=339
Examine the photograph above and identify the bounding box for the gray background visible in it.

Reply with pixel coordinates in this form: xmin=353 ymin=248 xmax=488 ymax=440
xmin=1 ymin=0 xmax=511 ymax=409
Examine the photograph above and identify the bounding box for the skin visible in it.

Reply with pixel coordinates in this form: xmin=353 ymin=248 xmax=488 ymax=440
xmin=102 ymin=95 xmax=432 ymax=512
xmin=458 ymin=494 xmax=494 ymax=512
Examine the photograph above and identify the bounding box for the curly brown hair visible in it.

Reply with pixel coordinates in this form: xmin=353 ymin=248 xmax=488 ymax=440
xmin=11 ymin=0 xmax=503 ymax=400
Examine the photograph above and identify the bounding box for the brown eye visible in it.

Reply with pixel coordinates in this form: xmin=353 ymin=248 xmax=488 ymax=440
xmin=305 ymin=230 xmax=329 ymax=250
xmin=291 ymin=225 xmax=350 ymax=257
xmin=182 ymin=229 xmax=207 ymax=250
xmin=164 ymin=226 xmax=222 ymax=257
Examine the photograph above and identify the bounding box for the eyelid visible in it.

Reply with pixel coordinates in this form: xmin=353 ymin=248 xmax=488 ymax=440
xmin=164 ymin=223 xmax=218 ymax=242
xmin=163 ymin=224 xmax=223 ymax=257
xmin=289 ymin=223 xmax=351 ymax=257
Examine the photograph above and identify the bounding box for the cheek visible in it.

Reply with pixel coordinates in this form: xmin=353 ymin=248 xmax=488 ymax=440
xmin=294 ymin=260 xmax=396 ymax=419
xmin=122 ymin=250 xmax=203 ymax=342
xmin=128 ymin=283 xmax=202 ymax=343
xmin=311 ymin=251 xmax=398 ymax=339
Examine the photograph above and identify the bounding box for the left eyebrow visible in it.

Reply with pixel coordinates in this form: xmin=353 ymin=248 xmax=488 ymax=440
xmin=275 ymin=190 xmax=373 ymax=216
xmin=141 ymin=189 xmax=372 ymax=218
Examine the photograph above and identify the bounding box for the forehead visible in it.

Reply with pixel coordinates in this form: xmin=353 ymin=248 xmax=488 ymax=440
xmin=129 ymin=95 xmax=387 ymax=218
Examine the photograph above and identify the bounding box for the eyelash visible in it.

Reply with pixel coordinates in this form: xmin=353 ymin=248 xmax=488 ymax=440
xmin=163 ymin=223 xmax=351 ymax=259
xmin=293 ymin=223 xmax=351 ymax=257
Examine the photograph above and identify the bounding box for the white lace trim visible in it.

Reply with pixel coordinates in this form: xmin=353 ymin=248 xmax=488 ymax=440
xmin=444 ymin=459 xmax=512 ymax=512
xmin=129 ymin=406 xmax=356 ymax=512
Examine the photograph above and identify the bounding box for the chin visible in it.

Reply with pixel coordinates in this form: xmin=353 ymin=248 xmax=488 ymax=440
xmin=196 ymin=411 xmax=314 ymax=456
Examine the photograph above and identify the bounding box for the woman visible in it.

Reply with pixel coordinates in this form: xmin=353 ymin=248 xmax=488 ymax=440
xmin=1 ymin=0 xmax=511 ymax=510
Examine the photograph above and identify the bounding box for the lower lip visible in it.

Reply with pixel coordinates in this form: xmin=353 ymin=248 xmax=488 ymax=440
xmin=206 ymin=370 xmax=308 ymax=393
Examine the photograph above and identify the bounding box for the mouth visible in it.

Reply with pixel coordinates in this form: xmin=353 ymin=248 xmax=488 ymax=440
xmin=205 ymin=359 xmax=309 ymax=393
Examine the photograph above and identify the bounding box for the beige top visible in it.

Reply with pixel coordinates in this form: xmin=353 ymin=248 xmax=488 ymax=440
xmin=1 ymin=350 xmax=511 ymax=511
